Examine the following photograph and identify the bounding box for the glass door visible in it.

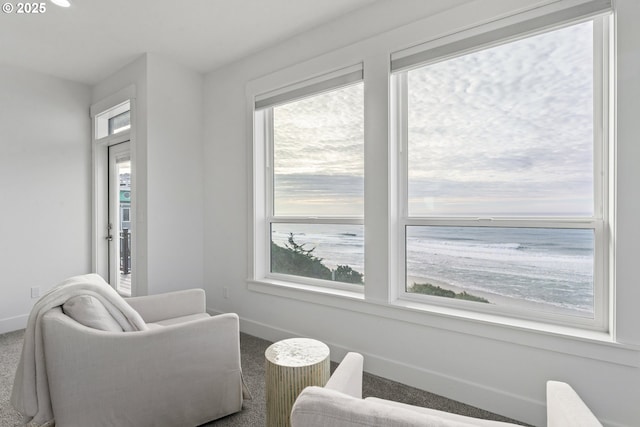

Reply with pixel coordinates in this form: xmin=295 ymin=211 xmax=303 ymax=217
xmin=108 ymin=141 xmax=132 ymax=296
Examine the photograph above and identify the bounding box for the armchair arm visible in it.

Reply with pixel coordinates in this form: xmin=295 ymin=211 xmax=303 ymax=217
xmin=325 ymin=352 xmax=364 ymax=398
xmin=43 ymin=309 xmax=242 ymax=426
xmin=125 ymin=288 xmax=206 ymax=323
xmin=547 ymin=381 xmax=602 ymax=427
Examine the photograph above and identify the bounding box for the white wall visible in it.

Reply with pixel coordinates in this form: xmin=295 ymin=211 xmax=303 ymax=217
xmin=0 ymin=64 xmax=91 ymax=333
xmin=203 ymin=1 xmax=640 ymax=426
xmin=146 ymin=54 xmax=205 ymax=294
xmin=612 ymin=0 xmax=640 ymax=346
xmin=92 ymin=53 xmax=205 ymax=296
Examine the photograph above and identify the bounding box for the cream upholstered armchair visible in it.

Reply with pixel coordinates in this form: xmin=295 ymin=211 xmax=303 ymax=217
xmin=40 ymin=288 xmax=244 ymax=427
xmin=291 ymin=352 xmax=602 ymax=427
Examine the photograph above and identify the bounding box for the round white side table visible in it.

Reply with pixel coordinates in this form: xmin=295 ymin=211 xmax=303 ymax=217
xmin=265 ymin=338 xmax=330 ymax=427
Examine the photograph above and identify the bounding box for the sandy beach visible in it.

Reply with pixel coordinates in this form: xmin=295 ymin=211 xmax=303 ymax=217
xmin=406 ymin=275 xmax=590 ymax=318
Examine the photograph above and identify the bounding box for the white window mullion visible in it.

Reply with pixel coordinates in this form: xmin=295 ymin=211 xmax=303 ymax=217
xmin=594 ymin=15 xmax=612 ymax=333
xmin=252 ymin=108 xmax=269 ymax=280
xmin=593 ymin=17 xmax=607 ymax=222
xmin=270 ymin=217 xmax=364 ymax=225
xmin=404 ymin=217 xmax=600 ymax=229
xmin=263 ymin=107 xmax=274 ymax=280
xmin=393 ymin=72 xmax=409 ymax=300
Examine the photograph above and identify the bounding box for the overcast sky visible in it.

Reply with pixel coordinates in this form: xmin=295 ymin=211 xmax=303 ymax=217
xmin=408 ymin=21 xmax=594 ymax=216
xmin=272 ymin=21 xmax=594 ymax=217
xmin=273 ymin=83 xmax=364 ymax=216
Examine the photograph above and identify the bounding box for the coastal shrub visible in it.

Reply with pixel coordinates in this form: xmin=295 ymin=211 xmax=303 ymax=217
xmin=271 ymin=234 xmax=332 ymax=280
xmin=333 ymin=265 xmax=364 ymax=284
xmin=411 ymin=282 xmax=489 ymax=303
xmin=271 ymin=234 xmax=364 ymax=284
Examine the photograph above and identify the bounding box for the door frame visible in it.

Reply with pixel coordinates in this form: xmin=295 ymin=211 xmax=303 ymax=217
xmin=91 ymin=86 xmax=137 ymax=295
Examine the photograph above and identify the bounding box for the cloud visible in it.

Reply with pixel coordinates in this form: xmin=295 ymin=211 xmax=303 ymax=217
xmin=272 ymin=82 xmax=365 ymax=216
xmin=406 ymin=21 xmax=594 ymax=215
xmin=273 ymin=83 xmax=364 ymax=177
xmin=274 ymin=173 xmax=364 ymax=216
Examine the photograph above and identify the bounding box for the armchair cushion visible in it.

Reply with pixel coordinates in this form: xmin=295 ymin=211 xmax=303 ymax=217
xmin=62 ymin=295 xmax=125 ymax=332
xmin=293 ymin=387 xmax=479 ymax=427
xmin=365 ymin=397 xmax=517 ymax=426
xmin=125 ymin=288 xmax=206 ymax=323
xmin=150 ymin=312 xmax=210 ymax=327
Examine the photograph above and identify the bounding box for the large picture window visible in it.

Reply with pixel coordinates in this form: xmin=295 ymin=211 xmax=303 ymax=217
xmin=393 ymin=15 xmax=610 ymax=328
xmin=254 ymin=66 xmax=365 ymax=288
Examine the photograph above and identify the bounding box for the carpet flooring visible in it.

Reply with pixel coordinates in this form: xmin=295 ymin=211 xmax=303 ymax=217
xmin=0 ymin=329 xmax=527 ymax=426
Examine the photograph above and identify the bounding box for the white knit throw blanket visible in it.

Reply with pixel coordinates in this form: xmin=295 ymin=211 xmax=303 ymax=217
xmin=11 ymin=274 xmax=147 ymax=427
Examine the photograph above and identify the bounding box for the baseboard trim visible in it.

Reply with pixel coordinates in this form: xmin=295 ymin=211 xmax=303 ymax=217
xmin=0 ymin=314 xmax=28 ymax=335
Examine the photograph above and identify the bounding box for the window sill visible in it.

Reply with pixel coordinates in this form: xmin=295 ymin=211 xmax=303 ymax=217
xmin=248 ymin=278 xmax=364 ymax=303
xmin=247 ymin=278 xmax=640 ymax=367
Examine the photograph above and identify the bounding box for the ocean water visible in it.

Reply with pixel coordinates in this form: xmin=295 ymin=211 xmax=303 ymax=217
xmin=271 ymin=224 xmax=365 ymax=272
xmin=407 ymin=226 xmax=594 ymax=316
xmin=271 ymin=224 xmax=594 ymax=316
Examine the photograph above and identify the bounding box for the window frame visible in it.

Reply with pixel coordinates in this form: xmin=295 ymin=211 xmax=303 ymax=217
xmin=108 ymin=109 xmax=131 ymax=136
xmin=253 ymin=66 xmax=366 ymax=293
xmin=247 ymin=1 xmax=617 ymax=339
xmin=392 ymin=15 xmax=612 ymax=331
xmin=95 ymin=100 xmax=130 ymax=141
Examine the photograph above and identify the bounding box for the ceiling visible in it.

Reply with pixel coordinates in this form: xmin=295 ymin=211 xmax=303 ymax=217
xmin=0 ymin=0 xmax=379 ymax=85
